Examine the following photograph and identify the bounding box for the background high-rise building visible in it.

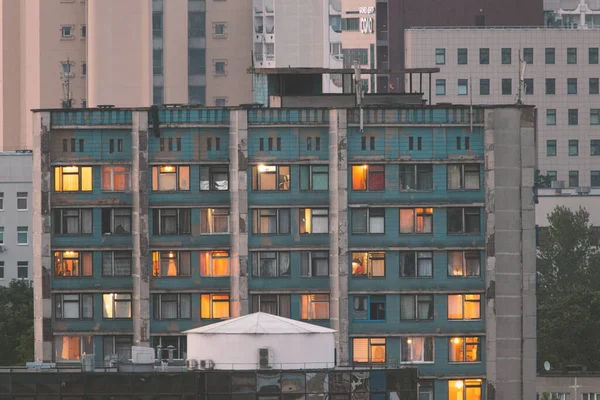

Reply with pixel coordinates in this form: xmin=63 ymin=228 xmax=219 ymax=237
xmin=0 ymin=0 xmax=253 ymax=152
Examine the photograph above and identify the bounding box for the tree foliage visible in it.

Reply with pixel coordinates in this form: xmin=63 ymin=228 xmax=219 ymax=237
xmin=537 ymin=206 xmax=600 ymax=370
xmin=535 ymin=169 xmax=553 ymax=189
xmin=0 ymin=280 xmax=34 ymax=365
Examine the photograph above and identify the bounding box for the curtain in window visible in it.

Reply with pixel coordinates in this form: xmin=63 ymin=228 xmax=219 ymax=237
xmin=313 ymin=213 xmax=329 ymax=233
xmin=368 ymin=167 xmax=385 ymax=190
xmin=417 ymin=166 xmax=433 ymax=190
xmin=352 ymin=166 xmax=367 ymax=190
xmin=159 ymin=171 xmax=177 ymax=191
xmin=214 ymin=171 xmax=228 ymax=190
xmin=417 ymin=253 xmax=433 ymax=276
xmin=180 ymin=295 xmax=191 ymax=318
xmin=352 ymin=209 xmax=368 ymax=233
xmin=259 ymin=295 xmax=278 ymax=315
xmin=312 ymin=297 xmax=329 ymax=319
xmin=400 ymin=253 xmax=415 ymax=276
xmin=400 ymin=209 xmax=415 ymax=233
xmin=114 ymin=255 xmax=131 ymax=275
xmin=447 ymin=165 xmax=462 ymax=189
xmin=81 ymin=210 xmax=93 ymax=234
xmin=213 ymin=212 xmax=229 ymax=233
xmin=353 ymin=297 xmax=368 ymax=320
xmin=65 ymin=210 xmax=79 ymax=234
xmin=162 ymin=211 xmax=177 ymax=234
xmin=115 ymin=296 xmax=131 ymax=318
xmin=279 ymin=252 xmax=290 ymax=276
xmin=448 ymin=252 xmax=463 ymax=276
xmin=369 ymin=210 xmax=385 ymax=233
xmin=466 ymin=255 xmax=480 ymax=276
xmin=464 ymin=165 xmax=480 ymax=189
xmin=352 ymin=338 xmax=369 ymax=363
xmin=370 ymin=258 xmax=385 ymax=276
xmin=278 ymin=295 xmax=291 ymax=318
xmin=260 ymin=253 xmax=277 ymax=277
xmin=417 ymin=297 xmax=433 ymax=319
xmin=399 ymin=166 xmax=415 ymax=190
xmin=314 ymin=254 xmax=329 ymax=276
xmin=161 ymin=295 xmax=178 ymax=319
xmin=411 ymin=338 xmax=424 ymax=362
xmin=55 ymin=336 xmax=80 ymax=361
xmin=300 ymin=253 xmax=310 ymax=276
xmin=401 ymin=296 xmax=415 ymax=319
xmin=103 ymin=253 xmax=113 ymax=275
xmin=63 ymin=295 xmax=80 ymax=318
xmin=417 ymin=214 xmax=432 ymax=233
xmin=161 ymin=257 xmax=177 ymax=276
xmin=212 ymin=296 xmax=230 ymax=318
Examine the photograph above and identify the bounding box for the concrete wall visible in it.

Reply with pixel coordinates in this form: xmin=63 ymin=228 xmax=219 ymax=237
xmin=537 ymin=375 xmax=600 ymax=398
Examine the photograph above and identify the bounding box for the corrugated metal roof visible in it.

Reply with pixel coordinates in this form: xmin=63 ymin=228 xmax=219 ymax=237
xmin=183 ymin=312 xmax=336 ymax=335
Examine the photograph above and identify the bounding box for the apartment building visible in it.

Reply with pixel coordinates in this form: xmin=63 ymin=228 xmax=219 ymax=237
xmin=0 ymin=152 xmax=33 ymax=284
xmin=0 ymin=0 xmax=252 ymax=152
xmin=32 ymin=102 xmax=535 ymax=399
xmin=405 ymin=27 xmax=600 ymax=225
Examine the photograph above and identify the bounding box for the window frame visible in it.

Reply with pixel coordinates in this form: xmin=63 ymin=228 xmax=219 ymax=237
xmin=568 ymin=109 xmax=579 ymax=126
xmin=591 ymin=109 xmax=600 ymax=126
xmin=300 ymin=165 xmax=329 ymax=191
xmin=54 ymin=166 xmax=93 ymax=192
xmin=592 ymin=140 xmax=600 ymax=156
xmin=447 ymin=164 xmax=481 ymax=190
xmin=479 ymin=79 xmax=490 ymax=96
xmin=590 ymin=78 xmax=600 ymax=95
xmin=545 ymin=78 xmax=556 ymax=95
xmin=435 ymin=48 xmax=445 ymax=65
xmin=200 ymin=250 xmax=230 ymax=277
xmin=399 ymin=208 xmax=433 ymax=234
xmin=152 ymin=208 xmax=191 ymax=235
xmin=449 ymin=336 xmax=482 ymax=363
xmin=300 ymin=251 xmax=329 ymax=277
xmin=152 ymin=293 xmax=192 ymax=320
xmin=545 ymin=47 xmax=555 ymax=64
xmin=400 ymin=294 xmax=434 ymax=321
xmin=567 ymin=47 xmax=577 ymax=64
xmin=457 ymin=79 xmax=468 ymax=96
xmin=569 ymin=139 xmax=579 ymax=156
xmin=351 ymin=251 xmax=385 ymax=278
xmin=400 ymin=251 xmax=434 ymax=278
xmin=16 ymin=192 xmax=28 ymax=211
xmin=546 ymin=109 xmax=557 ymax=126
xmin=252 ymin=165 xmax=290 ymax=191
xmin=102 ymin=293 xmax=133 ymax=319
xmin=569 ymin=170 xmax=579 ymax=188
xmin=54 ymin=208 xmax=93 ymax=236
xmin=151 ymin=251 xmax=192 ymax=277
xmin=399 ymin=164 xmax=433 ymax=191
xmin=352 ymin=295 xmax=386 ymax=321
xmin=351 ymin=164 xmax=385 ymax=191
xmin=547 ymin=140 xmax=557 ymax=156
xmin=447 ymin=294 xmax=482 ymax=320
xmin=351 ymin=208 xmax=385 ymax=234
xmin=151 ymin=165 xmax=190 ymax=191
xmin=102 ymin=165 xmax=131 ymax=192
xmin=300 ymin=208 xmax=330 ymax=234
xmin=300 ymin=294 xmax=330 ymax=320
xmin=54 ymin=335 xmax=93 ymax=362
xmin=352 ymin=337 xmax=386 ymax=364
xmin=501 ymin=48 xmax=511 ymax=64
xmin=251 ymin=294 xmax=292 ymax=317
xmin=200 ymin=165 xmax=229 ymax=191
xmin=251 ymin=251 xmax=291 ymax=278
xmin=457 ymin=48 xmax=468 ymax=65
xmin=54 ymin=251 xmax=93 ymax=278
xmin=55 ymin=293 xmax=94 ymax=320
xmin=501 ymin=78 xmax=512 ymax=95
xmin=102 ymin=251 xmax=132 ymax=276
xmin=102 ymin=208 xmax=132 ymax=235
xmin=400 ymin=337 xmax=434 ymax=363
xmin=567 ymin=78 xmax=578 ymax=94
xmin=435 ymin=79 xmax=446 ymax=96
xmin=200 ymin=208 xmax=230 ymax=234
xmin=479 ymin=48 xmax=489 ymax=65
xmin=447 ymin=207 xmax=481 ymax=235
xmin=200 ymin=293 xmax=230 ymax=319
xmin=448 ymin=379 xmax=482 ymax=400
xmin=252 ymin=208 xmax=291 ymax=235
xmin=447 ymin=251 xmax=481 ymax=277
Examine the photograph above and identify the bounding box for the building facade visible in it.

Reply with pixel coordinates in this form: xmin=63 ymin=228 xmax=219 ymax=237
xmin=32 ymin=104 xmax=536 ymax=399
xmin=0 ymin=152 xmax=33 ymax=284
xmin=405 ymin=27 xmax=600 ymax=225
xmin=0 ymin=0 xmax=253 ymax=152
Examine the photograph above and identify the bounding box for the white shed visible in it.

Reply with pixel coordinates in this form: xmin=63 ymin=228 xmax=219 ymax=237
xmin=183 ymin=312 xmax=336 ymax=370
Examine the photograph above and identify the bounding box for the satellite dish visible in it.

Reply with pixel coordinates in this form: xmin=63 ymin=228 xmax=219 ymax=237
xmin=544 ymin=361 xmax=551 ymax=371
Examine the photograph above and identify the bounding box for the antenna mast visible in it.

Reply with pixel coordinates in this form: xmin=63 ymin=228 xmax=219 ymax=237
xmin=61 ymin=57 xmax=73 ymax=108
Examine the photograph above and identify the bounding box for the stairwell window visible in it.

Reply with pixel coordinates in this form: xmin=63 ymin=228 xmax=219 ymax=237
xmin=201 ymin=294 xmax=230 ymax=319
xmin=54 ymin=251 xmax=93 ymax=277
xmin=351 ymin=252 xmax=385 ymax=277
xmin=352 ymin=338 xmax=386 ymax=363
xmin=152 ymin=166 xmax=190 ymax=191
xmin=152 ymin=251 xmax=191 ymax=277
xmin=54 ymin=166 xmax=93 ymax=192
xmin=300 ymin=294 xmax=329 ymax=320
xmin=448 ymin=294 xmax=481 ymax=320
xmin=102 ymin=293 xmax=132 ymax=319
xmin=200 ymin=251 xmax=230 ymax=277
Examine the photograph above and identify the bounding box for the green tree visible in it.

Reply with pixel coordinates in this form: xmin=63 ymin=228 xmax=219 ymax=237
xmin=535 ymin=169 xmax=553 ymax=189
xmin=537 ymin=206 xmax=600 ymax=370
xmin=0 ymin=280 xmax=34 ymax=365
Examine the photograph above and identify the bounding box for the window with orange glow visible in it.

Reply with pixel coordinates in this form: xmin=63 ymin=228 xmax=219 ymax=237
xmin=399 ymin=208 xmax=433 ymax=233
xmin=200 ymin=208 xmax=230 ymax=234
xmin=352 ymin=338 xmax=386 ymax=363
xmin=447 ymin=251 xmax=481 ymax=277
xmin=351 ymin=252 xmax=385 ymax=277
xmin=252 ymin=165 xmax=290 ymax=191
xmin=200 ymin=293 xmax=230 ymax=319
xmin=200 ymin=251 xmax=230 ymax=276
xmin=448 ymin=294 xmax=481 ymax=320
xmin=351 ymin=165 xmax=384 ymax=191
xmin=102 ymin=165 xmax=131 ymax=191
xmin=54 ymin=336 xmax=93 ymax=361
xmin=300 ymin=294 xmax=329 ymax=320
xmin=449 ymin=337 xmax=481 ymax=362
xmin=54 ymin=251 xmax=93 ymax=277
xmin=152 ymin=251 xmax=191 ymax=277
xmin=54 ymin=166 xmax=93 ymax=192
xmin=448 ymin=379 xmax=482 ymax=400
xmin=102 ymin=293 xmax=132 ymax=319
xmin=300 ymin=208 xmax=329 ymax=234
xmin=151 ymin=165 xmax=190 ymax=191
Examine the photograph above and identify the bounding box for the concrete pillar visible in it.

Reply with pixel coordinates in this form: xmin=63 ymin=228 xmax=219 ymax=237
xmin=132 ymin=111 xmax=150 ymax=347
xmin=32 ymin=111 xmax=52 ymax=361
xmin=329 ymin=109 xmax=349 ymax=364
xmin=229 ymin=109 xmax=249 ymax=317
xmin=484 ymin=106 xmax=537 ymax=400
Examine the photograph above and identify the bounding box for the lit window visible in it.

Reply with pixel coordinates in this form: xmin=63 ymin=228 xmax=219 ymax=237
xmin=401 ymin=337 xmax=434 ymax=363
xmin=54 ymin=251 xmax=93 ymax=277
xmin=352 ymin=208 xmax=385 ymax=234
xmin=17 ymin=192 xmax=28 ymax=211
xmin=55 ymin=294 xmax=94 ymax=319
xmin=54 ymin=209 xmax=93 ymax=235
xmin=352 ymin=338 xmax=386 ymax=363
xmin=401 ymin=294 xmax=434 ymax=320
xmin=448 ymin=251 xmax=481 ymax=277
xmin=201 ymin=293 xmax=230 ymax=319
xmin=152 ymin=209 xmax=191 ymax=235
xmin=447 ymin=164 xmax=480 ymax=190
xmin=102 ymin=251 xmax=132 ymax=276
xmin=300 ymin=251 xmax=329 ymax=277
xmin=353 ymin=295 xmax=385 ymax=321
xmin=54 ymin=166 xmax=93 ymax=192
xmin=399 ymin=164 xmax=433 ymax=191
xmin=300 ymin=208 xmax=329 ymax=234
xmin=200 ymin=251 xmax=230 ymax=277
xmin=252 ymin=209 xmax=290 ymax=234
xmin=448 ymin=294 xmax=481 ymax=320
xmin=102 ymin=293 xmax=132 ymax=319
xmin=152 ymin=165 xmax=190 ymax=191
xmin=152 ymin=294 xmax=191 ymax=320
xmin=152 ymin=251 xmax=191 ymax=277
xmin=351 ymin=165 xmax=384 ymax=191
xmin=252 ymin=252 xmax=290 ymax=277
xmin=351 ymin=252 xmax=385 ymax=277
xmin=447 ymin=208 xmax=481 ymax=234
xmin=400 ymin=251 xmax=433 ymax=277
xmin=449 ymin=337 xmax=481 ymax=362
xmin=17 ymin=226 xmax=28 ymax=245
xmin=252 ymin=165 xmax=290 ymax=191
xmin=300 ymin=294 xmax=329 ymax=320
xmin=251 ymin=294 xmax=291 ymax=317
xmin=399 ymin=208 xmax=433 ymax=234
xmin=300 ymin=165 xmax=328 ymax=191
xmin=200 ymin=208 xmax=230 ymax=234
xmin=102 ymin=166 xmax=131 ymax=191
xmin=448 ymin=379 xmax=482 ymax=400
xmin=200 ymin=165 xmax=229 ymax=191
xmin=54 ymin=336 xmax=93 ymax=361
xmin=102 ymin=208 xmax=132 ymax=235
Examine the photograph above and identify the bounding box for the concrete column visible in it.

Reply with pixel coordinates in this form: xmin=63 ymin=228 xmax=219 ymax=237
xmin=132 ymin=111 xmax=150 ymax=347
xmin=32 ymin=111 xmax=52 ymax=361
xmin=329 ymin=109 xmax=348 ymax=364
xmin=484 ymin=106 xmax=537 ymax=400
xmin=229 ymin=109 xmax=249 ymax=317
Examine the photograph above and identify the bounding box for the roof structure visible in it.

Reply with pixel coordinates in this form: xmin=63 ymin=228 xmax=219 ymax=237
xmin=183 ymin=312 xmax=336 ymax=335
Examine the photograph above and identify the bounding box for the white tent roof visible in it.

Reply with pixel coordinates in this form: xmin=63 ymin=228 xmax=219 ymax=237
xmin=183 ymin=312 xmax=336 ymax=335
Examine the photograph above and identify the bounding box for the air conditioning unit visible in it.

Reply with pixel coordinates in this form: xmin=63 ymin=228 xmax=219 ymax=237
xmin=551 ymin=180 xmax=565 ymax=189
xmin=576 ymin=186 xmax=591 ymax=195
xmin=186 ymin=359 xmax=198 ymax=371
xmin=199 ymin=359 xmax=215 ymax=370
xmin=259 ymin=348 xmax=272 ymax=369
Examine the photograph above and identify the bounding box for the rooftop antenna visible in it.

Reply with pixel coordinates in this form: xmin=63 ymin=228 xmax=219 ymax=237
xmin=61 ymin=57 xmax=73 ymax=109
xmin=516 ymin=52 xmax=527 ymax=105
xmin=352 ymin=61 xmax=365 ymax=132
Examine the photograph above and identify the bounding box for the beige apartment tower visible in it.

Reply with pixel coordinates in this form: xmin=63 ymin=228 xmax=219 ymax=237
xmin=0 ymin=0 xmax=252 ymax=151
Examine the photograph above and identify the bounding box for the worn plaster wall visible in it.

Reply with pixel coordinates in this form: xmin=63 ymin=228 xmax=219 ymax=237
xmin=484 ymin=106 xmax=536 ymax=400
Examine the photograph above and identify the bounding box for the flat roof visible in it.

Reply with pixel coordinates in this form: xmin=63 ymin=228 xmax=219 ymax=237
xmin=250 ymin=67 xmax=440 ymax=75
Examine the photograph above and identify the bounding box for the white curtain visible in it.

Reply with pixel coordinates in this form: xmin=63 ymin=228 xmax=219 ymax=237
xmin=447 ymin=165 xmax=462 ymax=189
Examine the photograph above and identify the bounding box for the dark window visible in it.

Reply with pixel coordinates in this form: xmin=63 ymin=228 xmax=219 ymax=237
xmin=399 ymin=164 xmax=433 ymax=191
xmin=17 ymin=262 xmax=28 ymax=279
xmin=299 ymin=252 xmax=329 ymax=277
xmin=569 ymin=140 xmax=579 ymax=156
xmin=188 ymin=11 xmax=206 ymax=37
xmin=251 ymin=294 xmax=291 ymax=317
xmin=546 ymin=109 xmax=557 ymax=126
xmin=545 ymin=48 xmax=555 ymax=64
xmin=591 ymin=171 xmax=600 ymax=187
xmin=567 ymin=78 xmax=578 ymax=94
xmin=152 ymin=209 xmax=192 ymax=235
xmin=501 ymin=79 xmax=512 ymax=95
xmin=435 ymin=48 xmax=445 ymax=65
xmin=409 ymin=137 xmax=414 ymax=150
xmin=152 ymin=294 xmax=192 ymax=320
xmin=501 ymin=48 xmax=511 ymax=64
xmin=457 ymin=48 xmax=468 ymax=65
xmin=101 ymin=208 xmax=132 ymax=235
xmin=436 ymin=79 xmax=446 ymax=95
xmin=589 ymin=78 xmax=599 ymax=94
xmin=200 ymin=165 xmax=229 ymax=191
xmin=252 ymin=209 xmax=291 ymax=234
xmin=447 ymin=208 xmax=481 ymax=234
xmin=590 ymin=48 xmax=599 ymax=64
xmin=524 ymin=78 xmax=534 ymax=95
xmin=479 ymin=79 xmax=490 ymax=95
xmin=523 ymin=48 xmax=533 ymax=64
xmin=353 ymin=295 xmax=386 ymax=321
xmin=479 ymin=48 xmax=489 ymax=64
xmin=568 ymin=109 xmax=579 ymax=125
xmin=546 ymin=140 xmax=557 ymax=156
xmin=546 ymin=78 xmax=555 ymax=95
xmin=592 ymin=140 xmax=600 ymax=156
xmin=341 ymin=18 xmax=360 ymax=32
xmin=567 ymin=48 xmax=577 ymax=64
xmin=569 ymin=171 xmax=579 ymax=187
xmin=259 ymin=138 xmax=264 ymax=151
xmin=251 ymin=252 xmax=291 ymax=277
xmin=475 ymin=14 xmax=485 ymax=26
xmin=54 ymin=209 xmax=93 ymax=235
xmin=400 ymin=294 xmax=434 ymax=320
xmin=400 ymin=251 xmax=433 ymax=277
xmin=207 ymin=137 xmax=212 ymax=151
xmin=268 ymin=137 xmax=273 ymax=151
